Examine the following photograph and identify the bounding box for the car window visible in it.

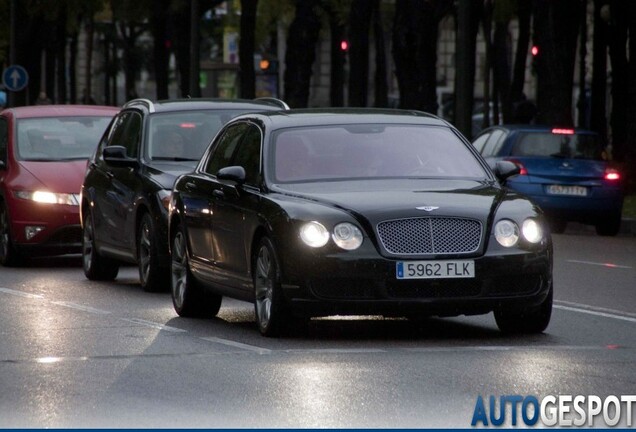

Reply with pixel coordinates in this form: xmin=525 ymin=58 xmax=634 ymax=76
xmin=204 ymin=123 xmax=249 ymax=175
xmin=232 ymin=124 xmax=262 ymax=186
xmin=472 ymin=133 xmax=489 ymax=153
xmin=0 ymin=118 xmax=7 ymax=165
xmin=15 ymin=116 xmax=114 ymax=161
xmin=512 ymin=131 xmax=602 ymax=160
xmin=481 ymin=129 xmax=505 ymax=157
xmin=147 ymin=110 xmax=248 ymax=161
xmin=272 ymin=124 xmax=489 ymax=183
xmin=107 ymin=111 xmax=142 ymax=158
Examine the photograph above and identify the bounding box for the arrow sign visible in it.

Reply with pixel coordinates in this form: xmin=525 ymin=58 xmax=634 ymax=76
xmin=2 ymin=65 xmax=29 ymax=92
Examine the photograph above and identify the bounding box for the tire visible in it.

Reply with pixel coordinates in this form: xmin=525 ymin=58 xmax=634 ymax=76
xmin=82 ymin=211 xmax=119 ymax=281
xmin=137 ymin=213 xmax=169 ymax=292
xmin=494 ymin=281 xmax=553 ymax=334
xmin=595 ymin=214 xmax=621 ymax=237
xmin=253 ymin=236 xmax=293 ymax=337
xmin=0 ymin=202 xmax=22 ymax=267
xmin=170 ymin=221 xmax=222 ymax=318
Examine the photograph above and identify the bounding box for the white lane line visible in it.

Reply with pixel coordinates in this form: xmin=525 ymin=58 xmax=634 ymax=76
xmin=0 ymin=287 xmax=44 ymax=299
xmin=566 ymin=259 xmax=633 ymax=269
xmin=201 ymin=337 xmax=272 ymax=354
xmin=51 ymin=301 xmax=111 ymax=315
xmin=120 ymin=318 xmax=187 ymax=333
xmin=554 ymin=303 xmax=636 ymax=324
xmin=403 ymin=345 xmax=609 ymax=353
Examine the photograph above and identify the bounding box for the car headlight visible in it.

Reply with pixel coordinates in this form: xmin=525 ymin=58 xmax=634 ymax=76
xmin=332 ymin=222 xmax=363 ymax=250
xmin=300 ymin=221 xmax=330 ymax=248
xmin=494 ymin=219 xmax=519 ymax=247
xmin=14 ymin=190 xmax=79 ymax=206
xmin=521 ymin=218 xmax=543 ymax=243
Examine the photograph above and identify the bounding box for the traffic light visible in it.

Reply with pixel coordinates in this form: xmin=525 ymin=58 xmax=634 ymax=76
xmin=340 ymin=40 xmax=349 ymax=52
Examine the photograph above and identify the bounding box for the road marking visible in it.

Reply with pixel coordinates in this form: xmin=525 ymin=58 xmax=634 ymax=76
xmin=121 ymin=318 xmax=186 ymax=333
xmin=51 ymin=301 xmax=111 ymax=315
xmin=566 ymin=259 xmax=633 ymax=269
xmin=0 ymin=287 xmax=44 ymax=299
xmin=202 ymin=337 xmax=271 ymax=354
xmin=554 ymin=301 xmax=636 ymax=324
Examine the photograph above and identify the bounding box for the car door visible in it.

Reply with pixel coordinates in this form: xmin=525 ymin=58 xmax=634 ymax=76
xmin=184 ymin=122 xmax=247 ymax=279
xmin=91 ymin=111 xmax=143 ymax=255
xmin=210 ymin=123 xmax=263 ymax=292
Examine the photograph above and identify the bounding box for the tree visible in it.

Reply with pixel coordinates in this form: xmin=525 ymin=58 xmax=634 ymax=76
xmin=533 ymin=0 xmax=581 ymax=126
xmin=239 ymin=0 xmax=258 ymax=99
xmin=392 ymin=0 xmax=453 ymax=112
xmin=348 ymin=0 xmax=373 ymax=107
xmin=284 ymin=0 xmax=321 ymax=108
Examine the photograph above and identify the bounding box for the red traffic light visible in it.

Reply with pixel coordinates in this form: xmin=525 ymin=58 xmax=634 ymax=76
xmin=340 ymin=40 xmax=349 ymax=51
xmin=531 ymin=45 xmax=539 ymax=56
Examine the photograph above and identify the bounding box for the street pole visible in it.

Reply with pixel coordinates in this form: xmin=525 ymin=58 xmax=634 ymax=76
xmin=8 ymin=0 xmax=16 ymax=107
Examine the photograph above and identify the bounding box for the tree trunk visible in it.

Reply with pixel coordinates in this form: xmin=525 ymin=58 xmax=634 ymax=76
xmin=151 ymin=0 xmax=170 ymax=100
xmin=283 ymin=0 xmax=321 ymax=108
xmin=325 ymin=4 xmax=345 ymax=107
xmin=590 ymin=0 xmax=608 ymax=145
xmin=510 ymin=0 xmax=532 ymax=103
xmin=348 ymin=0 xmax=373 ymax=107
xmin=533 ymin=0 xmax=580 ymax=126
xmin=454 ymin=0 xmax=481 ymax=135
xmin=239 ymin=0 xmax=258 ymax=99
xmin=85 ymin=15 xmax=95 ymax=104
xmin=372 ymin=0 xmax=388 ymax=107
xmin=393 ymin=0 xmax=448 ymax=113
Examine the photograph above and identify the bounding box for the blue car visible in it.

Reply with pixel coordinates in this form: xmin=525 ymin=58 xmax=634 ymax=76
xmin=472 ymin=125 xmax=624 ymax=236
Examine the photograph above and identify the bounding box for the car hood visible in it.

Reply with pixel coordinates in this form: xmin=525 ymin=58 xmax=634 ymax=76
xmin=147 ymin=160 xmax=198 ymax=189
xmin=273 ymin=179 xmax=505 ymax=224
xmin=515 ymin=157 xmax=606 ymax=182
xmin=19 ymin=160 xmax=88 ymax=193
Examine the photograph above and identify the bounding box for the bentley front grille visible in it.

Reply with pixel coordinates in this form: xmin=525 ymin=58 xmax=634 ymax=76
xmin=376 ymin=217 xmax=482 ymax=255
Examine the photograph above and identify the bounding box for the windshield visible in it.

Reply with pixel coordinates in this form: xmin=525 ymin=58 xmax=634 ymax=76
xmin=271 ymin=124 xmax=489 ymax=183
xmin=511 ymin=131 xmax=602 ymax=160
xmin=16 ymin=116 xmax=113 ymax=161
xmin=147 ymin=110 xmax=247 ymax=161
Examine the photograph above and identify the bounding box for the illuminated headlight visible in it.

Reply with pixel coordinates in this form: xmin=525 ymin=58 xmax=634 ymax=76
xmin=14 ymin=190 xmax=79 ymax=206
xmin=494 ymin=219 xmax=519 ymax=247
xmin=300 ymin=221 xmax=330 ymax=248
xmin=332 ymin=222 xmax=363 ymax=250
xmin=522 ymin=219 xmax=543 ymax=243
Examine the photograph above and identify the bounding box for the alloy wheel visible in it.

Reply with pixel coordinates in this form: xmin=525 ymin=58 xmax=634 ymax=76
xmin=138 ymin=220 xmax=151 ymax=285
xmin=254 ymin=244 xmax=274 ymax=329
xmin=171 ymin=230 xmax=188 ymax=309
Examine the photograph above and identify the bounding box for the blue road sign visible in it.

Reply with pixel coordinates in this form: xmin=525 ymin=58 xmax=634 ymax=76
xmin=2 ymin=65 xmax=29 ymax=92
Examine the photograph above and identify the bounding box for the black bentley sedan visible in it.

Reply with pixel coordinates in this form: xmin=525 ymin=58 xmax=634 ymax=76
xmin=169 ymin=109 xmax=553 ymax=336
xmin=80 ymin=98 xmax=286 ymax=292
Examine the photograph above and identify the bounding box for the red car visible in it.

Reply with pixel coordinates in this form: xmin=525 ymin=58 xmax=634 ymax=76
xmin=0 ymin=105 xmax=118 ymax=266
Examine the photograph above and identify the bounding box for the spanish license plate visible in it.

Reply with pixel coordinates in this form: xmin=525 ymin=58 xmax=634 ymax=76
xmin=396 ymin=260 xmax=475 ymax=279
xmin=546 ymin=184 xmax=588 ymax=196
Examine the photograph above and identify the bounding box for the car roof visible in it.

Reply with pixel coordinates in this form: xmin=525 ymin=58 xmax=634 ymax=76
xmin=123 ymin=98 xmax=287 ymax=114
xmin=3 ymin=105 xmax=119 ymax=119
xmin=483 ymin=124 xmax=598 ymax=135
xmin=233 ymin=108 xmax=450 ymax=129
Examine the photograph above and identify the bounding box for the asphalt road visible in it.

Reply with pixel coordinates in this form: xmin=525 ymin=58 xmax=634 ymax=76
xmin=0 ymin=227 xmax=635 ymax=428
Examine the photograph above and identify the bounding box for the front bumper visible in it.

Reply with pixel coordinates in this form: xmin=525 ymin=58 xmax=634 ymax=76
xmin=279 ymin=247 xmax=551 ymax=318
xmin=10 ymin=200 xmax=82 ymax=256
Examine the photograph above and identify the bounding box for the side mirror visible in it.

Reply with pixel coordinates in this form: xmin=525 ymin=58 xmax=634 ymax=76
xmin=103 ymin=146 xmax=138 ymax=168
xmin=217 ymin=166 xmax=246 ymax=185
xmin=492 ymin=160 xmax=520 ymax=182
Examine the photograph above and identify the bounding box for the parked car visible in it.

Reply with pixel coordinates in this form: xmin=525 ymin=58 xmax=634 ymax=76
xmin=169 ymin=108 xmax=553 ymax=337
xmin=472 ymin=125 xmax=624 ymax=235
xmin=0 ymin=105 xmax=119 ymax=266
xmin=80 ymin=98 xmax=287 ymax=292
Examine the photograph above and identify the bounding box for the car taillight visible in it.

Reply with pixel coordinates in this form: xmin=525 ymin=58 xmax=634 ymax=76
xmin=505 ymin=158 xmax=527 ymax=175
xmin=604 ymin=168 xmax=621 ymax=181
xmin=552 ymin=128 xmax=575 ymax=135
